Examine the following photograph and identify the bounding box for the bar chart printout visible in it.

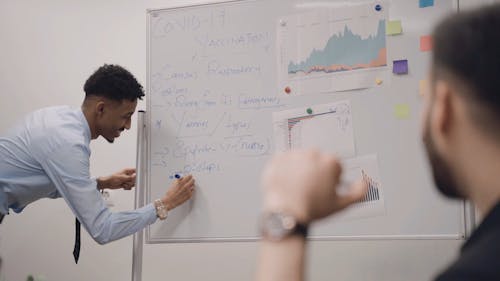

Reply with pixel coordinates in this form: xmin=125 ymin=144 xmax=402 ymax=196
xmin=272 ymin=100 xmax=355 ymax=158
xmin=322 ymin=154 xmax=386 ymax=225
xmin=277 ymin=1 xmax=389 ymax=94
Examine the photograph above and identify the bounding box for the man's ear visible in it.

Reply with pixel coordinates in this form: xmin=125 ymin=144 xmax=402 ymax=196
xmin=96 ymin=101 xmax=106 ymax=117
xmin=431 ymin=80 xmax=453 ymax=145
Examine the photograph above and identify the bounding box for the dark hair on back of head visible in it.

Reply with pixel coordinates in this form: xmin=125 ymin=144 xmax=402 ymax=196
xmin=432 ymin=4 xmax=500 ymax=134
xmin=84 ymin=64 xmax=145 ymax=101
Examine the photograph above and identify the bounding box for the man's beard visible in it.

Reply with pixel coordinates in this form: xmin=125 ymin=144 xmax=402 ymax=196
xmin=422 ymin=117 xmax=463 ymax=199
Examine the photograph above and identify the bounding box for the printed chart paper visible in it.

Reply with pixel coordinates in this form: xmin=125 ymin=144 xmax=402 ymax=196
xmin=324 ymin=154 xmax=386 ymax=223
xmin=277 ymin=1 xmax=389 ymax=94
xmin=273 ymin=100 xmax=355 ymax=158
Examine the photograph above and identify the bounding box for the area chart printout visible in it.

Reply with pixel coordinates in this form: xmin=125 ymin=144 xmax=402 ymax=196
xmin=277 ymin=1 xmax=389 ymax=94
xmin=272 ymin=100 xmax=355 ymax=158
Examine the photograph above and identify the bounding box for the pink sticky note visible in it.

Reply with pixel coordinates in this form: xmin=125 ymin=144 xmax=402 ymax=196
xmin=420 ymin=35 xmax=433 ymax=52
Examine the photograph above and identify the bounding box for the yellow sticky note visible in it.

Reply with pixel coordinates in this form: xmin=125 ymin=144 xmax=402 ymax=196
xmin=394 ymin=104 xmax=410 ymax=119
xmin=387 ymin=20 xmax=402 ymax=35
xmin=419 ymin=80 xmax=428 ymax=97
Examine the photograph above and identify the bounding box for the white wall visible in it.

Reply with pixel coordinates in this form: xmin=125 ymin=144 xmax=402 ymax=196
xmin=0 ymin=0 xmax=497 ymax=281
xmin=0 ymin=1 xmax=206 ymax=280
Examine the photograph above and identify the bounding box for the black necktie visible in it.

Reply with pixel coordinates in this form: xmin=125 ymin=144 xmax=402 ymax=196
xmin=73 ymin=218 xmax=81 ymax=264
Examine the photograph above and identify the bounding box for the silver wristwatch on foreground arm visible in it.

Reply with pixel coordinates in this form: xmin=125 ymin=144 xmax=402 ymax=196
xmin=260 ymin=211 xmax=308 ymax=241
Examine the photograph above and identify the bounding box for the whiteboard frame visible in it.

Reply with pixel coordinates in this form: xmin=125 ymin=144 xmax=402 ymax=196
xmin=145 ymin=0 xmax=468 ymax=243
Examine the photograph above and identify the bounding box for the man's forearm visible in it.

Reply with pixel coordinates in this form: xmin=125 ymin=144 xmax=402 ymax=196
xmin=256 ymin=236 xmax=306 ymax=281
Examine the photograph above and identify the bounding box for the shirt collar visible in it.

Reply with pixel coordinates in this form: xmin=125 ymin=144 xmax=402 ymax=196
xmin=77 ymin=108 xmax=92 ymax=145
xmin=462 ymin=200 xmax=500 ymax=251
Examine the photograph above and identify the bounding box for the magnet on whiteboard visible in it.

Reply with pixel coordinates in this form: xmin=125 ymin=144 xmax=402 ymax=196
xmin=279 ymin=20 xmax=287 ymax=27
xmin=284 ymin=86 xmax=291 ymax=94
xmin=375 ymin=4 xmax=382 ymax=11
xmin=306 ymin=108 xmax=313 ymax=115
xmin=375 ymin=78 xmax=383 ymax=85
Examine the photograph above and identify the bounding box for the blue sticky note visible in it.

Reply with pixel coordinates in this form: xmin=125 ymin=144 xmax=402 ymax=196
xmin=419 ymin=0 xmax=434 ymax=8
xmin=393 ymin=60 xmax=409 ymax=75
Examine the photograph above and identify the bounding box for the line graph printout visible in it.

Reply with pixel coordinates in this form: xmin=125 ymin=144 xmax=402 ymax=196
xmin=315 ymin=154 xmax=386 ymax=229
xmin=272 ymin=100 xmax=355 ymax=158
xmin=277 ymin=1 xmax=389 ymax=94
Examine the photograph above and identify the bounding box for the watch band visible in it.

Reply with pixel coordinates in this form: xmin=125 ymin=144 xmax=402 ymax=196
xmin=294 ymin=221 xmax=309 ymax=237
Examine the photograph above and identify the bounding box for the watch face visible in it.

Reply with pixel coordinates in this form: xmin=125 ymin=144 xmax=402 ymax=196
xmin=262 ymin=212 xmax=296 ymax=239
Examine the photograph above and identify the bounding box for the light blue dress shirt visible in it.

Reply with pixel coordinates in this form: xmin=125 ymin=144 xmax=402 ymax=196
xmin=0 ymin=106 xmax=157 ymax=244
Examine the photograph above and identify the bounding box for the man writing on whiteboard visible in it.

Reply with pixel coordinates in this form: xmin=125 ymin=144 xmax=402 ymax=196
xmin=256 ymin=4 xmax=500 ymax=281
xmin=0 ymin=64 xmax=195 ymax=263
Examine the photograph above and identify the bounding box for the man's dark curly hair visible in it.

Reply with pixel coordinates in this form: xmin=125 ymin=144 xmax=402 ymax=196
xmin=84 ymin=64 xmax=145 ymax=101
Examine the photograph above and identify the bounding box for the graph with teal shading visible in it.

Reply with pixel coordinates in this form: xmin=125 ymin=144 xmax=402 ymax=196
xmin=288 ymin=20 xmax=387 ymax=75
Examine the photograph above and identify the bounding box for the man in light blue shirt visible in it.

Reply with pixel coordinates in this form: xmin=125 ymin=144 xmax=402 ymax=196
xmin=0 ymin=64 xmax=195 ymax=261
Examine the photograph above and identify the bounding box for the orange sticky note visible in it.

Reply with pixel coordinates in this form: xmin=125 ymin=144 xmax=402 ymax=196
xmin=420 ymin=35 xmax=433 ymax=52
xmin=419 ymin=80 xmax=428 ymax=97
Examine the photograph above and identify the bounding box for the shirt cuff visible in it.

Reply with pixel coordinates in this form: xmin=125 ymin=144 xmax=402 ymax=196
xmin=144 ymin=203 xmax=158 ymax=224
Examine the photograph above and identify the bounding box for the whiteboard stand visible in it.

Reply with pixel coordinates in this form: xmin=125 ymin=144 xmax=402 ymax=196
xmin=132 ymin=110 xmax=147 ymax=281
xmin=464 ymin=201 xmax=476 ymax=238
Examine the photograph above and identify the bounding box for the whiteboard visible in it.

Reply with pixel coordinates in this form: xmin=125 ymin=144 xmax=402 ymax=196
xmin=145 ymin=0 xmax=465 ymax=243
